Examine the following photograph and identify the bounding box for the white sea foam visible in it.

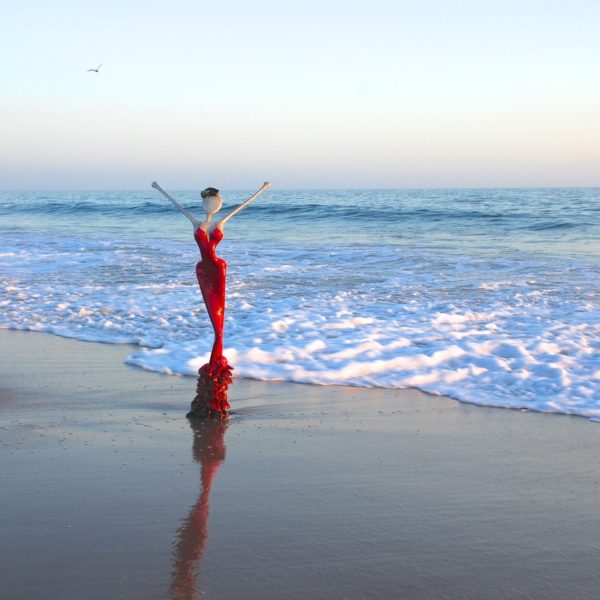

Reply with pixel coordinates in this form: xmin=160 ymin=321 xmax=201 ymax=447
xmin=1 ymin=233 xmax=599 ymax=419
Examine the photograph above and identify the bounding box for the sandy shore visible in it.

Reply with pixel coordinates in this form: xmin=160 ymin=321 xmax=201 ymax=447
xmin=1 ymin=330 xmax=599 ymax=599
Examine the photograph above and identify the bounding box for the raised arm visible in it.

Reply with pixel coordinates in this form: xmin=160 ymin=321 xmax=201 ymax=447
xmin=151 ymin=181 xmax=199 ymax=225
xmin=217 ymin=182 xmax=271 ymax=230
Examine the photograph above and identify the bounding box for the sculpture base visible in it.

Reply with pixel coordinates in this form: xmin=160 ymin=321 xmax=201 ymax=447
xmin=187 ymin=356 xmax=233 ymax=421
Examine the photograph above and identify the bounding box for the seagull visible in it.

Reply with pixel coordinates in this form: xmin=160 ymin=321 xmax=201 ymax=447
xmin=87 ymin=64 xmax=102 ymax=73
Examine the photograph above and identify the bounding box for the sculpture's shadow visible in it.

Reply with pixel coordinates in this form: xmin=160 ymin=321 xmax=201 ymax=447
xmin=169 ymin=414 xmax=229 ymax=599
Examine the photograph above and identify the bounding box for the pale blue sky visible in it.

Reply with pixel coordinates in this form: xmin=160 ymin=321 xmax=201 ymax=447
xmin=1 ymin=0 xmax=599 ymax=189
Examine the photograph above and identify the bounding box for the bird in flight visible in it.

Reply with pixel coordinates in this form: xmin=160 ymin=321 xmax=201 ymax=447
xmin=87 ymin=64 xmax=102 ymax=73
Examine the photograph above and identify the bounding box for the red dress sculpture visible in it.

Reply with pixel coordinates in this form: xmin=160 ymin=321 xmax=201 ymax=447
xmin=190 ymin=227 xmax=233 ymax=419
xmin=151 ymin=180 xmax=271 ymax=420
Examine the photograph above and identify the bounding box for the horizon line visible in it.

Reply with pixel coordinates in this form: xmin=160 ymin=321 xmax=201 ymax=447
xmin=2 ymin=185 xmax=600 ymax=193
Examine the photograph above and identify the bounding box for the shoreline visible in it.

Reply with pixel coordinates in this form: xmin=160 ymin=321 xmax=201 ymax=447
xmin=2 ymin=329 xmax=600 ymax=599
xmin=3 ymin=327 xmax=594 ymax=422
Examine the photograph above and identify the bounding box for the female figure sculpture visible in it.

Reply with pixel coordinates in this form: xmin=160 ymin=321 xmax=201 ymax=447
xmin=151 ymin=181 xmax=271 ymax=419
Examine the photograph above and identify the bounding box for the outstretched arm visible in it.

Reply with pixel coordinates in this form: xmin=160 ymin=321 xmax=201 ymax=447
xmin=217 ymin=182 xmax=271 ymax=230
xmin=151 ymin=182 xmax=199 ymax=225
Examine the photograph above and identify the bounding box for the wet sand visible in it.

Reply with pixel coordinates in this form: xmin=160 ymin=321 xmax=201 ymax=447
xmin=1 ymin=329 xmax=600 ymax=600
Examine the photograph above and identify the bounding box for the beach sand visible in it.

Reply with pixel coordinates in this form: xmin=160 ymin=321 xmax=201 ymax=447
xmin=1 ymin=329 xmax=599 ymax=600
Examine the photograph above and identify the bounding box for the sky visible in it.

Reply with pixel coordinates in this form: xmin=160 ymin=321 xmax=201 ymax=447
xmin=1 ymin=0 xmax=599 ymax=189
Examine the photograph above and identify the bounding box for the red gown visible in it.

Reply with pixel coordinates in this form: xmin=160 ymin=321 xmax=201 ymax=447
xmin=189 ymin=226 xmax=233 ymax=419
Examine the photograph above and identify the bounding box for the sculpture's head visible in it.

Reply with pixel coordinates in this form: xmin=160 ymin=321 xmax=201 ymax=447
xmin=201 ymin=187 xmax=222 ymax=217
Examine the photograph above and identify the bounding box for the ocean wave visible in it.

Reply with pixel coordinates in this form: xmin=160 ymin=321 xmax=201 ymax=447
xmin=0 ymin=192 xmax=536 ymax=220
xmin=522 ymin=221 xmax=577 ymax=231
xmin=1 ymin=232 xmax=599 ymax=419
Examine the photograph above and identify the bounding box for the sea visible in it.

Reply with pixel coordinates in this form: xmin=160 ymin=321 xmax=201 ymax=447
xmin=1 ymin=188 xmax=599 ymax=419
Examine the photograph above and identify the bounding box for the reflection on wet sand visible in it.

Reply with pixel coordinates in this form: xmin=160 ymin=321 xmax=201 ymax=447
xmin=170 ymin=417 xmax=229 ymax=599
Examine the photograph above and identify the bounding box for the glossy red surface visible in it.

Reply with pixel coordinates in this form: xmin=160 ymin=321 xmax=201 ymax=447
xmin=191 ymin=227 xmax=233 ymax=418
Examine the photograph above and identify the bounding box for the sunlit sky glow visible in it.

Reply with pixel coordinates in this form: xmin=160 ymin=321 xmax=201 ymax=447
xmin=1 ymin=0 xmax=600 ymax=189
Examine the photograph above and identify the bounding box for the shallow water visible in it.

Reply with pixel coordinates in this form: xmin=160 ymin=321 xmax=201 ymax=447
xmin=1 ymin=188 xmax=599 ymax=417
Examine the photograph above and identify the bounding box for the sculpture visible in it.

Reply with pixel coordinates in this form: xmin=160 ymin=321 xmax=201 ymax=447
xmin=151 ymin=180 xmax=271 ymax=419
